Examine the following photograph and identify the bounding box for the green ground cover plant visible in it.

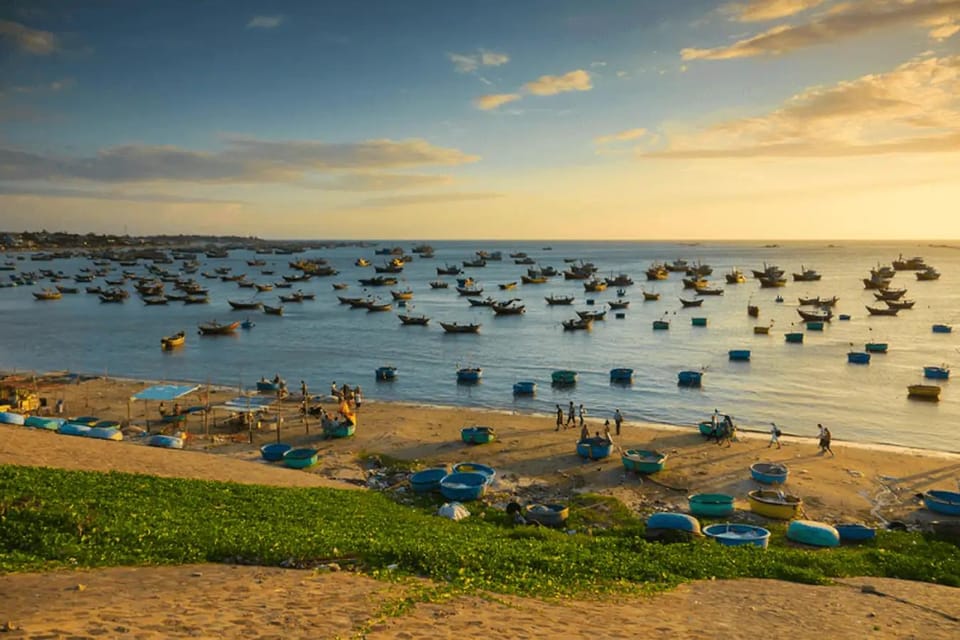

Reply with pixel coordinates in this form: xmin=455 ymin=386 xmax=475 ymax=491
xmin=1 ymin=465 xmax=958 ymax=596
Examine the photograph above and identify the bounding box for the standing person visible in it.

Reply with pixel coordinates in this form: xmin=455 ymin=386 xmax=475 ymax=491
xmin=555 ymin=405 xmax=564 ymax=431
xmin=613 ymin=408 xmax=623 ymax=436
xmin=300 ymin=380 xmax=308 ymax=399
xmin=579 ymin=421 xmax=589 ymax=442
xmin=822 ymin=426 xmax=834 ymax=456
xmin=817 ymin=423 xmax=827 ymax=453
xmin=55 ymin=398 xmax=64 ymax=415
xmin=354 ymin=386 xmax=363 ymax=411
xmin=578 ymin=404 xmax=586 ymax=427
xmin=603 ymin=419 xmax=612 ymax=442
xmin=769 ymin=422 xmax=782 ymax=449
xmin=567 ymin=401 xmax=576 ymax=426
xmin=330 ymin=381 xmax=339 ymax=400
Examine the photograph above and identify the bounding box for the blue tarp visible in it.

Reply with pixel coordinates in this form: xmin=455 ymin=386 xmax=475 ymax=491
xmin=131 ymin=384 xmax=200 ymax=401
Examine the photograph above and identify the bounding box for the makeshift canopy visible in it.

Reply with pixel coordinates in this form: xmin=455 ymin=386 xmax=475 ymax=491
xmin=214 ymin=396 xmax=275 ymax=413
xmin=131 ymin=384 xmax=200 ymax=401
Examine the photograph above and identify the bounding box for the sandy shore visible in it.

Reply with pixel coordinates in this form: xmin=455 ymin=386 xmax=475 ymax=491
xmin=2 ymin=372 xmax=959 ymax=638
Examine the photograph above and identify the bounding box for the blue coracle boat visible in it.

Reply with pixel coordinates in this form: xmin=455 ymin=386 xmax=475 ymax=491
xmin=512 ymin=380 xmax=536 ymax=395
xmin=283 ymin=448 xmax=318 ymax=469
xmin=409 ymin=468 xmax=448 ymax=493
xmin=704 ymin=523 xmax=770 ymax=549
xmin=456 ymin=367 xmax=482 ymax=383
xmin=375 ymin=366 xmax=398 ymax=381
xmin=260 ymin=442 xmax=293 ymax=461
xmin=609 ymin=368 xmax=634 ymax=383
xmin=786 ymin=520 xmax=840 ymax=547
xmin=784 ymin=332 xmax=803 ymax=343
xmin=452 ymin=462 xmax=496 ymax=484
xmin=439 ymin=471 xmax=488 ymax=501
xmin=460 ymin=426 xmax=496 ymax=444
xmin=923 ymin=490 xmax=960 ymax=516
xmin=621 ymin=449 xmax=667 ymax=474
xmin=932 ymin=324 xmax=952 ymax=333
xmin=835 ymin=523 xmax=877 ymax=542
xmin=646 ymin=512 xmax=702 ymax=537
xmin=688 ymin=494 xmax=735 ymax=517
xmin=677 ymin=370 xmax=703 ymax=387
xmin=728 ymin=349 xmax=751 ymax=361
xmin=847 ymin=351 xmax=871 ymax=364
xmin=750 ymin=462 xmax=789 ymax=484
xmin=576 ymin=437 xmax=613 ymax=460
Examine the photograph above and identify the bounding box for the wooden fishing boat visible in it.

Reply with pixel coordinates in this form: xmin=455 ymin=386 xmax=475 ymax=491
xmin=753 ymin=325 xmax=771 ymax=334
xmin=55 ymin=285 xmax=79 ymax=294
xmin=577 ymin=309 xmax=606 ymax=321
xmin=456 ymin=367 xmax=483 ymax=383
xmin=428 ymin=280 xmax=449 ymax=289
xmin=436 ymin=264 xmax=461 ymax=275
xmin=492 ymin=301 xmax=525 ymax=315
xmin=874 ymin=288 xmax=907 ymax=300
xmin=797 ymin=308 xmax=832 ymax=322
xmin=161 ymin=331 xmax=186 ymax=350
xmin=622 ymin=449 xmax=667 ymax=474
xmin=908 ymin=384 xmax=941 ymax=400
xmin=643 ymin=291 xmax=661 ymax=301
xmin=263 ymin=304 xmax=284 ymax=316
xmin=583 ymin=278 xmax=607 ymax=292
xmin=562 ymin=317 xmax=592 ymax=331
xmin=32 ymin=288 xmax=62 ymax=300
xmin=725 ymin=269 xmax=746 ymax=284
xmin=440 ymin=321 xmax=481 ymax=333
xmin=696 ymin=286 xmax=724 ymax=296
xmin=759 ymin=276 xmax=787 ymax=288
xmin=747 ymin=489 xmax=803 ymax=520
xmin=916 ymin=267 xmax=940 ymax=281
xmin=228 ymin=299 xmax=263 ymax=310
xmin=682 ymin=277 xmax=708 ymax=289
xmin=866 ymin=305 xmax=899 ymax=316
xmin=747 ymin=304 xmax=759 ymax=317
xmin=280 ymin=293 xmax=304 ymax=303
xmin=521 ymin=274 xmax=548 ymax=284
xmin=182 ymin=295 xmax=209 ymax=304
xmin=467 ymin=296 xmax=496 ymax=307
xmin=390 ymin=289 xmax=414 ymax=300
xmin=792 ymin=266 xmax=822 ymax=281
xmin=604 ymin=273 xmax=634 ymax=287
xmin=922 ymin=490 xmax=960 ymax=516
xmin=679 ymin=297 xmax=704 ymax=307
xmin=645 ymin=265 xmax=669 ymax=280
xmin=366 ymin=301 xmax=392 ymax=312
xmin=331 ymin=282 xmax=348 ymax=290
xmin=398 ymin=314 xmax=429 ymax=325
xmin=892 ymin=254 xmax=927 ymax=271
xmin=607 ymin=299 xmax=630 ymax=309
xmin=254 ymin=283 xmax=274 ymax=292
xmin=142 ymin=296 xmax=168 ymax=305
xmin=198 ymin=320 xmax=241 ymax=335
xmin=456 ymin=285 xmax=484 ymax=296
xmin=359 ymin=276 xmax=398 ymax=286
xmin=545 ymin=294 xmax=574 ymax=305
xmin=885 ymin=298 xmax=915 ymax=310
xmin=652 ymin=319 xmax=670 ymax=330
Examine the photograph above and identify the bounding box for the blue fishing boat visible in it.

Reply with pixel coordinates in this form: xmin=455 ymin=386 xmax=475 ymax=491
xmin=728 ymin=349 xmax=751 ymax=361
xmin=687 ymin=494 xmax=735 ymax=517
xmin=922 ymin=490 xmax=960 ymax=516
xmin=677 ymin=370 xmax=703 ymax=387
xmin=835 ymin=523 xmax=877 ymax=542
xmin=621 ymin=449 xmax=667 ymax=474
xmin=282 ymin=448 xmax=318 ymax=469
xmin=375 ymin=366 xmax=398 ymax=381
xmin=260 ymin=442 xmax=293 ymax=461
xmin=323 ymin=420 xmax=355 ymax=438
xmin=551 ymin=370 xmax=578 ymax=385
xmin=58 ymin=422 xmax=91 ymax=436
xmin=149 ymin=435 xmax=185 ymax=449
xmin=409 ymin=467 xmax=448 ymax=493
xmin=460 ymin=426 xmax=496 ymax=444
xmin=439 ymin=471 xmax=488 ymax=501
xmin=652 ymin=319 xmax=670 ymax=330
xmin=838 ymin=314 xmax=851 ymax=321
xmin=576 ymin=436 xmax=613 ymax=460
xmin=704 ymin=523 xmax=770 ymax=549
xmin=645 ymin=512 xmax=702 ymax=540
xmin=784 ymin=332 xmax=804 ymax=343
xmin=456 ymin=367 xmax=482 ymax=383
xmin=923 ymin=365 xmax=950 ymax=379
xmin=452 ymin=462 xmax=496 ymax=484
xmin=256 ymin=379 xmax=282 ymax=392
xmin=86 ymin=426 xmax=123 ymax=441
xmin=609 ymin=368 xmax=634 ymax=383
xmin=786 ymin=520 xmax=840 ymax=547
xmin=24 ymin=416 xmax=61 ymax=430
xmin=932 ymin=324 xmax=952 ymax=333
xmin=0 ymin=411 xmax=25 ymax=425
xmin=691 ymin=317 xmax=707 ymax=327
xmin=512 ymin=381 xmax=536 ymax=395
xmin=865 ymin=342 xmax=888 ymax=353
xmin=847 ymin=351 xmax=871 ymax=364
xmin=523 ymin=503 xmax=569 ymax=527
xmin=806 ymin=321 xmax=824 ymax=331
xmin=750 ymin=462 xmax=789 ymax=484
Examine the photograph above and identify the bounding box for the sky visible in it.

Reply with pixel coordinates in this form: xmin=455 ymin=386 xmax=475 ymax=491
xmin=1 ymin=0 xmax=958 ymax=240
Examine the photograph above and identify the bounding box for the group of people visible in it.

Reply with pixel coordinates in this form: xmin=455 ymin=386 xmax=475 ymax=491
xmin=707 ymin=409 xmax=737 ymax=447
xmin=329 ymin=380 xmax=363 ymax=409
xmin=553 ymin=400 xmax=624 ymax=443
xmin=767 ymin=421 xmax=834 ymax=455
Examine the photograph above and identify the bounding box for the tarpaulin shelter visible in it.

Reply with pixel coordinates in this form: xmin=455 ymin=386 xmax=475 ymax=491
xmin=211 ymin=395 xmax=278 ymax=442
xmin=129 ymin=383 xmax=201 ymax=432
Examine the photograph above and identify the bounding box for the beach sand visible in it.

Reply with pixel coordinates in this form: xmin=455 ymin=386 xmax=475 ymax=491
xmin=2 ymin=372 xmax=959 ymax=638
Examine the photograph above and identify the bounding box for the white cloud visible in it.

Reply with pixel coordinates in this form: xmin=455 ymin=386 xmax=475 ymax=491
xmin=0 ymin=19 xmax=57 ymax=54
xmin=683 ymin=0 xmax=960 ymax=61
xmin=354 ymin=191 xmax=502 ymax=209
xmin=644 ymin=55 xmax=960 ymax=158
xmin=246 ymin=15 xmax=284 ymax=29
xmin=723 ymin=0 xmax=826 ymax=22
xmin=474 ymin=93 xmax=522 ymax=110
xmin=523 ymin=69 xmax=593 ymax=96
xmin=448 ymin=49 xmax=510 ymax=73
xmin=595 ymin=128 xmax=648 ymax=146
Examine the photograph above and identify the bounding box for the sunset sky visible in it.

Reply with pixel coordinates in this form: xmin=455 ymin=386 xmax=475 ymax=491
xmin=1 ymin=0 xmax=958 ymax=239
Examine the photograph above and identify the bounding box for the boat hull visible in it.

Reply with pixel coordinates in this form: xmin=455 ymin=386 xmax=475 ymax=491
xmin=622 ymin=449 xmax=666 ymax=474
xmin=747 ymin=491 xmax=802 ymax=520
xmin=923 ymin=490 xmax=960 ymax=516
xmin=787 ymin=520 xmax=840 ymax=547
xmin=688 ymin=494 xmax=735 ymax=517
xmin=460 ymin=426 xmax=496 ymax=444
xmin=704 ymin=523 xmax=770 ymax=549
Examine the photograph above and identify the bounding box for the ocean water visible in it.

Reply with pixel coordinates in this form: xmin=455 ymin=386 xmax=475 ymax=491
xmin=2 ymin=240 xmax=958 ymax=452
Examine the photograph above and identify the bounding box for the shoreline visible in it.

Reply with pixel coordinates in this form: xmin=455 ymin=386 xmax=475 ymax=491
xmin=5 ymin=367 xmax=959 ymax=458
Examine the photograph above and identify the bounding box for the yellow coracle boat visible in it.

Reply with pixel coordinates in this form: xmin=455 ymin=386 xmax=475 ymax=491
xmin=747 ymin=489 xmax=803 ymax=520
xmin=161 ymin=330 xmax=186 ymax=350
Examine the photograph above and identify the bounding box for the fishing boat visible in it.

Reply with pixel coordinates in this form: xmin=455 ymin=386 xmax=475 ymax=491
xmin=462 ymin=258 xmax=486 ymax=268
xmin=456 ymin=285 xmax=484 ymax=296
xmin=847 ymin=351 xmax=871 ymax=364
xmin=428 ymin=280 xmax=449 ymax=289
xmin=460 ymin=426 xmax=496 ymax=444
xmin=645 ymin=264 xmax=669 ymax=280
xmin=688 ymin=494 xmax=735 ymax=518
xmin=725 ymin=269 xmax=746 ymax=284
xmin=142 ymin=295 xmax=168 ymax=305
xmin=228 ymin=299 xmax=263 ymax=310
xmin=440 ymin=321 xmax=481 ymax=333
xmin=695 ymin=286 xmax=724 ymax=296
xmin=758 ymin=276 xmax=787 ymax=288
xmin=512 ymin=380 xmax=536 ymax=395
xmin=792 ymin=266 xmax=822 ymax=281
xmin=863 ymin=276 xmax=891 ymax=290
xmin=254 ymin=283 xmax=274 ymax=292
xmin=366 ymin=301 xmax=392 ymax=312
xmin=436 ymin=264 xmax=461 ymax=275
xmin=523 ymin=504 xmax=569 ymax=527
xmin=797 ymin=308 xmax=832 ymax=322
xmin=160 ymin=331 xmax=186 ymax=350
xmin=679 ymin=297 xmax=704 ymax=307
xmin=864 ymin=342 xmax=888 ymax=353
xmin=545 ymin=294 xmax=574 ymax=305
xmin=784 ymin=332 xmax=803 ymax=343
xmin=751 ymin=263 xmax=784 ymax=280
xmin=666 ymin=258 xmax=689 ymax=272
xmin=358 ymin=276 xmax=398 ymax=287
xmin=32 ymin=288 xmax=62 ymax=300
xmin=653 ymin=319 xmax=670 ymax=330
xmin=691 ymin=317 xmax=707 ymax=327
xmin=908 ymin=384 xmax=941 ymax=400
xmin=885 ymin=298 xmax=915 ymax=310
xmin=728 ymin=349 xmax=751 ymax=361
xmin=753 ymin=325 xmax=771 ymax=334
xmin=375 ymin=366 xmax=398 ymax=380
xmin=562 ymin=317 xmax=592 ymax=331
xmin=456 ymin=367 xmax=483 ymax=383
xmin=788 ymin=520 xmax=841 ymax=547
xmin=492 ymin=300 xmax=526 ymax=315
xmin=916 ymin=266 xmax=941 ymax=281
xmin=439 ymin=472 xmax=487 ymax=501
xmin=704 ymin=523 xmax=770 ymax=549
xmin=747 ymin=304 xmax=760 ymax=318
xmin=642 ymin=291 xmax=661 ymax=301
xmin=923 ymin=365 xmax=950 ymax=379
xmin=583 ymin=278 xmax=607 ymax=292
xmin=55 ymin=285 xmax=79 ymax=294
xmin=750 ymin=462 xmax=788 ymax=484
xmin=197 ymin=320 xmax=241 ymax=335
xmin=576 ymin=309 xmax=606 ymax=321
xmin=865 ymin=305 xmax=899 ymax=316
xmin=609 ymin=368 xmax=634 ymax=383
xmin=875 ymin=288 xmax=908 ymax=301
xmin=551 ymin=370 xmax=578 ymax=385
xmin=747 ymin=489 xmax=803 ymax=520
xmin=467 ymin=296 xmax=496 ymax=307
xmin=576 ymin=436 xmax=613 ymax=460
xmin=677 ymin=370 xmax=703 ymax=387
xmin=922 ymin=490 xmax=960 ymax=516
xmin=263 ymin=304 xmax=284 ymax=316
xmin=398 ymin=313 xmax=430 ymax=325
xmin=607 ymin=299 xmax=630 ymax=309
xmin=682 ymin=277 xmax=708 ymax=289
xmin=621 ymin=449 xmax=667 ymax=474
xmin=521 ymin=274 xmax=548 ymax=284
xmin=892 ymin=254 xmax=927 ymax=271
xmin=932 ymin=324 xmax=953 ymax=333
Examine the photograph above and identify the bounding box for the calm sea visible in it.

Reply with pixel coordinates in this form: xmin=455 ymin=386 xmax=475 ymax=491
xmin=2 ymin=240 xmax=958 ymax=452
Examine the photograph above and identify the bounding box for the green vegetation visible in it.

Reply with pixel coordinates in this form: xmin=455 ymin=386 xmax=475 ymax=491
xmin=1 ymin=464 xmax=958 ymax=597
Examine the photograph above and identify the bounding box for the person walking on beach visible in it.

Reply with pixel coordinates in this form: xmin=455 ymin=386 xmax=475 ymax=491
xmin=579 ymin=422 xmax=590 ymax=442
xmin=819 ymin=424 xmax=834 ymax=456
xmin=354 ymin=386 xmax=363 ymax=411
xmin=567 ymin=401 xmax=576 ymax=427
xmin=578 ymin=404 xmax=586 ymax=427
xmin=817 ymin=423 xmax=827 ymax=453
xmin=769 ymin=422 xmax=782 ymax=449
xmin=300 ymin=380 xmax=308 ymax=399
xmin=613 ymin=408 xmax=623 ymax=436
xmin=603 ymin=420 xmax=612 ymax=443
xmin=555 ymin=405 xmax=564 ymax=431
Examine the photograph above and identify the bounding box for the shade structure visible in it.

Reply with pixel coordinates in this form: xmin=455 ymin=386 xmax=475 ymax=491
xmin=131 ymin=384 xmax=200 ymax=401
